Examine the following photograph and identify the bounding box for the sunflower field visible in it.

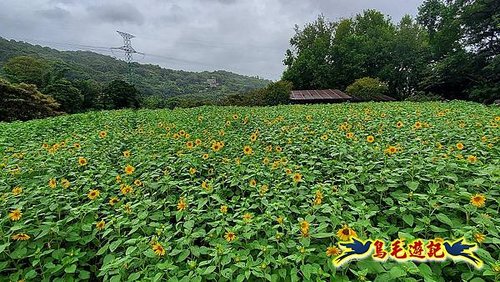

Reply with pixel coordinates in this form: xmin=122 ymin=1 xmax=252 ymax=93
xmin=0 ymin=101 xmax=499 ymax=281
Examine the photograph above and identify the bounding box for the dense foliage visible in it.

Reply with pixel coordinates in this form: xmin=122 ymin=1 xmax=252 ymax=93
xmin=346 ymin=77 xmax=389 ymax=100
xmin=0 ymin=79 xmax=61 ymax=121
xmin=222 ymin=81 xmax=293 ymax=107
xmin=283 ymin=1 xmax=499 ymax=102
xmin=0 ymin=37 xmax=271 ymax=113
xmin=0 ymin=102 xmax=499 ymax=281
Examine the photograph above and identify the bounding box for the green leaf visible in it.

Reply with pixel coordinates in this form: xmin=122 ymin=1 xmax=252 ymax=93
xmin=0 ymin=243 xmax=10 ymax=254
xmin=177 ymin=250 xmax=190 ymax=262
xmin=402 ymin=214 xmax=414 ymax=227
xmin=435 ymin=214 xmax=453 ymax=226
xmin=406 ymin=181 xmax=419 ymax=191
xmin=389 ymin=266 xmax=406 ymax=278
xmin=64 ymin=264 xmax=77 ymax=274
xmin=203 ymin=266 xmax=216 ymax=275
xmin=311 ymin=232 xmax=334 ymax=238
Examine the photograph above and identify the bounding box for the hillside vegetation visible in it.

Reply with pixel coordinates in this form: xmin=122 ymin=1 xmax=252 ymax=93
xmin=0 ymin=102 xmax=498 ymax=281
xmin=0 ymin=37 xmax=270 ymax=100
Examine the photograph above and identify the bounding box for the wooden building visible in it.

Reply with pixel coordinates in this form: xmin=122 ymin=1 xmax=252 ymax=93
xmin=290 ymin=89 xmax=396 ymax=103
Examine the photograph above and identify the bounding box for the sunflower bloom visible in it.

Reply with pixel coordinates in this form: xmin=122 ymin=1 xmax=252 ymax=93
xmin=123 ymin=150 xmax=131 ymax=158
xmin=186 ymin=141 xmax=194 ymax=149
xmin=249 ymin=179 xmax=257 ymax=187
xmin=225 ymin=231 xmax=236 ymax=242
xmin=177 ymin=197 xmax=187 ymax=211
xmin=337 ymin=224 xmax=357 ymax=241
xmin=211 ymin=142 xmax=222 ymax=152
xmin=9 ymin=209 xmax=22 ymax=221
xmin=456 ymin=143 xmax=464 ymax=150
xmin=109 ymin=197 xmax=120 ymax=206
xmin=78 ymin=157 xmax=87 ymax=166
xmin=470 ymin=194 xmax=486 ymax=208
xmin=220 ymin=205 xmax=228 ymax=214
xmin=467 ymin=155 xmax=477 ymax=163
xmin=11 ymin=233 xmax=30 ymax=241
xmin=61 ymin=178 xmax=70 ymax=189
xmin=99 ymin=131 xmax=107 ymax=138
xmin=326 ymin=246 xmax=342 ymax=257
xmin=96 ymin=220 xmax=105 ymax=231
xmin=243 ymin=213 xmax=253 ymax=221
xmin=12 ymin=186 xmax=22 ymax=195
xmin=293 ymin=173 xmax=302 ymax=183
xmin=385 ymin=146 xmax=398 ymax=155
xmin=474 ymin=233 xmax=485 ymax=243
xmin=48 ymin=178 xmax=57 ymax=189
xmin=243 ymin=145 xmax=253 ymax=155
xmin=88 ymin=189 xmax=100 ymax=200
xmin=396 ymin=121 xmax=403 ymax=128
xmin=121 ymin=185 xmax=133 ymax=195
xmin=152 ymin=242 xmax=166 ymax=256
xmin=124 ymin=164 xmax=135 ymax=175
xmin=366 ymin=135 xmax=375 ymax=143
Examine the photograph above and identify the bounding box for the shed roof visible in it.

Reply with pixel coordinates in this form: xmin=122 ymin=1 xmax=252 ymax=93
xmin=290 ymin=89 xmax=351 ymax=101
xmin=289 ymin=89 xmax=396 ymax=102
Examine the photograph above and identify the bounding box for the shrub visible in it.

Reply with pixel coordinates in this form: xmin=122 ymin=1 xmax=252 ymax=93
xmin=0 ymin=79 xmax=61 ymax=122
xmin=346 ymin=77 xmax=389 ymax=100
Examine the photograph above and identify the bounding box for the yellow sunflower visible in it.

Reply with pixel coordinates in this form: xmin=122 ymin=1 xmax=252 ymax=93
xmin=123 ymin=150 xmax=131 ymax=157
xmin=9 ymin=209 xmax=22 ymax=221
xmin=49 ymin=178 xmax=57 ymax=189
xmin=152 ymin=242 xmax=166 ymax=256
xmin=78 ymin=157 xmax=87 ymax=166
xmin=243 ymin=213 xmax=253 ymax=221
xmin=121 ymin=185 xmax=133 ymax=195
xmin=177 ymin=198 xmax=187 ymax=211
xmin=99 ymin=131 xmax=107 ymax=138
xmin=109 ymin=197 xmax=120 ymax=206
xmin=243 ymin=145 xmax=253 ymax=155
xmin=474 ymin=233 xmax=485 ymax=243
xmin=326 ymin=246 xmax=342 ymax=257
xmin=88 ymin=189 xmax=100 ymax=200
xmin=220 ymin=205 xmax=228 ymax=214
xmin=293 ymin=173 xmax=302 ymax=183
xmin=336 ymin=224 xmax=357 ymax=241
xmin=470 ymin=194 xmax=486 ymax=208
xmin=124 ymin=164 xmax=135 ymax=175
xmin=467 ymin=155 xmax=477 ymax=163
xmin=61 ymin=178 xmax=70 ymax=189
xmin=225 ymin=231 xmax=236 ymax=242
xmin=96 ymin=220 xmax=105 ymax=231
xmin=456 ymin=143 xmax=464 ymax=150
xmin=12 ymin=186 xmax=22 ymax=195
xmin=11 ymin=233 xmax=30 ymax=241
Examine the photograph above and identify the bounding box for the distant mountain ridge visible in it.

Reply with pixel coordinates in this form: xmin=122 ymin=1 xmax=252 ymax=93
xmin=0 ymin=37 xmax=271 ymax=98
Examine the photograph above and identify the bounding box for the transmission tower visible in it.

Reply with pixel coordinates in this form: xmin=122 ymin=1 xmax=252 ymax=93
xmin=112 ymin=31 xmax=144 ymax=82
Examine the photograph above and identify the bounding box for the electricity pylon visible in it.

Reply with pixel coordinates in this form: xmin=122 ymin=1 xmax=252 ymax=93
xmin=112 ymin=31 xmax=143 ymax=82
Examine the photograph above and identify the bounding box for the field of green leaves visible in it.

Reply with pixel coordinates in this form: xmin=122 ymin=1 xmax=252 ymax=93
xmin=0 ymin=101 xmax=499 ymax=281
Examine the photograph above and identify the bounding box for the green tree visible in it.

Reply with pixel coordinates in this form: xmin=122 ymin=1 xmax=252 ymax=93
xmin=346 ymin=77 xmax=389 ymax=100
xmin=43 ymin=79 xmax=84 ymax=113
xmin=101 ymin=80 xmax=140 ymax=109
xmin=3 ymin=56 xmax=49 ymax=88
xmin=0 ymin=78 xmax=60 ymax=121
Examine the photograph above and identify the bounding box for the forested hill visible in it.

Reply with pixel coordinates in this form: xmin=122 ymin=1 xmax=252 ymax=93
xmin=0 ymin=37 xmax=271 ymax=98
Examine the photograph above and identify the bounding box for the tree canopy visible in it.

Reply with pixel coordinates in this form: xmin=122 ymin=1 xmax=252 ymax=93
xmin=282 ymin=3 xmax=499 ymax=102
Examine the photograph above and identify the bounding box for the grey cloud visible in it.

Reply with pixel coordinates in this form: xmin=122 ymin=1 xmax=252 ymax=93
xmin=1 ymin=0 xmax=425 ymax=80
xmin=37 ymin=7 xmax=70 ymax=19
xmin=87 ymin=3 xmax=144 ymax=25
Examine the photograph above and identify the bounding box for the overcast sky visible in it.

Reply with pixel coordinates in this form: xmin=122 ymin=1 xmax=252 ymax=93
xmin=0 ymin=0 xmax=423 ymax=80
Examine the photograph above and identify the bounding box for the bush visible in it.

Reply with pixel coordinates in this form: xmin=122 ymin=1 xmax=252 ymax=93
xmin=0 ymin=79 xmax=61 ymax=122
xmin=346 ymin=77 xmax=389 ymax=100
xmin=222 ymin=80 xmax=292 ymax=107
xmin=405 ymin=91 xmax=444 ymax=102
